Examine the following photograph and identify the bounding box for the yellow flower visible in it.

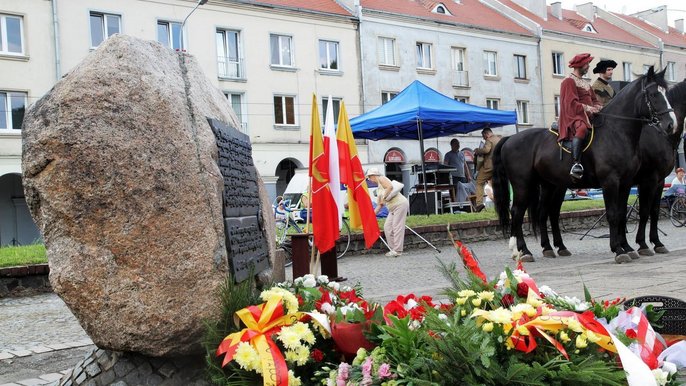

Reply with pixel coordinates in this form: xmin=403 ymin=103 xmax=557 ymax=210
xmin=461 ymin=309 xmax=467 ymax=316
xmin=234 ymin=342 xmax=260 ymax=371
xmin=482 ymin=322 xmax=494 ymax=332
xmin=471 ymin=298 xmax=482 ymax=307
xmin=503 ymin=323 xmax=513 ymax=334
xmin=559 ymin=331 xmax=571 ymax=343
xmin=456 ymin=297 xmax=468 ymax=305
xmin=526 ymin=293 xmax=543 ymax=308
xmin=458 ymin=289 xmax=476 ymax=298
xmin=540 ymin=306 xmax=553 ymax=315
xmin=575 ymin=334 xmax=588 ymax=349
xmin=566 ymin=319 xmax=583 ymax=333
xmin=489 ymin=307 xmax=513 ymax=324
xmin=290 ymin=322 xmax=316 ymax=345
xmin=260 ymin=287 xmax=299 ymax=314
xmin=277 ymin=328 xmax=303 ymax=350
xmin=516 ymin=325 xmax=530 ymax=336
xmin=586 ymin=330 xmax=601 ymax=343
xmin=478 ymin=291 xmax=495 ymax=301
xmin=288 ymin=370 xmax=302 ymax=386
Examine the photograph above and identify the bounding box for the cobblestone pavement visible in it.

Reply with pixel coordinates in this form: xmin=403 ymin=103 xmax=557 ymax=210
xmin=1 ymin=220 xmax=684 ymax=384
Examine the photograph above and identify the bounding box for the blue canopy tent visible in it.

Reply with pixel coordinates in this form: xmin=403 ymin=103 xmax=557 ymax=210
xmin=350 ymin=80 xmax=517 ymax=214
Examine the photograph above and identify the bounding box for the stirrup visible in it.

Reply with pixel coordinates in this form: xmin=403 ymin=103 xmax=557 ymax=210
xmin=569 ymin=163 xmax=584 ymax=179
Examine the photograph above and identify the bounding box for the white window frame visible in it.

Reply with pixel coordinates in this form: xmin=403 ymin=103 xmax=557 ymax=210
xmin=454 ymin=96 xmax=469 ymax=103
xmin=666 ymin=61 xmax=676 ymax=81
xmin=381 ymin=91 xmax=398 ymax=105
xmin=486 ymin=98 xmax=500 ymax=110
xmin=319 ymin=40 xmax=340 ymax=71
xmin=0 ymin=90 xmax=27 ymax=131
xmin=273 ymin=94 xmax=297 ymax=126
xmin=623 ymin=62 xmax=633 ymax=82
xmin=516 ymin=100 xmax=529 ymax=124
xmin=270 ymin=34 xmax=294 ymax=67
xmin=514 ymin=55 xmax=527 ymax=79
xmin=157 ymin=20 xmax=184 ymax=50
xmin=217 ymin=29 xmax=244 ymax=79
xmin=322 ymin=97 xmax=342 ymax=122
xmin=378 ymin=36 xmax=396 ymax=66
xmin=552 ymin=52 xmax=564 ymax=76
xmin=224 ymin=91 xmax=247 ymax=132
xmin=451 ymin=47 xmax=466 ymax=71
xmin=554 ymin=95 xmax=561 ymax=118
xmin=0 ymin=14 xmax=24 ymax=55
xmin=416 ymin=42 xmax=433 ymax=69
xmin=483 ymin=51 xmax=498 ymax=77
xmin=89 ymin=11 xmax=121 ymax=49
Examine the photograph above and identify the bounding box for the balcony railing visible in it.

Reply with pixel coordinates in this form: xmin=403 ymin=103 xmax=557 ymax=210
xmin=218 ymin=56 xmax=245 ymax=79
xmin=452 ymin=70 xmax=469 ymax=87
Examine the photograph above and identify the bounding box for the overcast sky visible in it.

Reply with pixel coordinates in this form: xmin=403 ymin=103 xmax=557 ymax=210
xmin=547 ymin=0 xmax=686 ymax=24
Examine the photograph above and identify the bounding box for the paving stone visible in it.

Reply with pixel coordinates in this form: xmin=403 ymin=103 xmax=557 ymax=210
xmin=8 ymin=350 xmax=32 ymax=357
xmin=38 ymin=374 xmax=63 ymax=382
xmin=113 ymin=360 xmax=135 ymax=377
xmin=157 ymin=363 xmax=176 ymax=378
xmin=16 ymin=379 xmax=49 ymax=386
xmin=0 ymin=383 xmax=22 ymax=386
xmin=84 ymin=362 xmax=102 ymax=377
xmin=45 ymin=344 xmax=70 ymax=351
xmin=29 ymin=345 xmax=53 ymax=354
xmin=98 ymin=369 xmax=116 ymax=385
xmin=0 ymin=351 xmax=14 ymax=360
xmin=110 ymin=382 xmax=128 ymax=386
xmin=74 ymin=371 xmax=87 ymax=384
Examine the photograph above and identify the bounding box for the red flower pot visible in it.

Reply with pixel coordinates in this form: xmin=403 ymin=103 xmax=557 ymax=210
xmin=331 ymin=321 xmax=376 ymax=359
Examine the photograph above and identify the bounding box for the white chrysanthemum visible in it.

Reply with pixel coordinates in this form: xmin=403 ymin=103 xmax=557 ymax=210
xmin=538 ymin=285 xmax=557 ymax=298
xmin=294 ymin=277 xmax=304 ymax=286
xmin=234 ymin=342 xmax=260 ymax=371
xmin=285 ymin=345 xmax=311 ymax=366
xmin=302 ymin=275 xmax=317 ymax=288
xmin=289 ymin=370 xmax=303 ymax=386
xmin=488 ymin=307 xmax=514 ymax=324
xmin=317 ymin=275 xmax=329 ymax=284
xmin=328 ymin=281 xmax=340 ymax=291
xmin=278 ymin=328 xmax=303 ymax=350
xmin=478 ymin=291 xmax=495 ymax=301
xmin=320 ymin=302 xmax=335 ymax=314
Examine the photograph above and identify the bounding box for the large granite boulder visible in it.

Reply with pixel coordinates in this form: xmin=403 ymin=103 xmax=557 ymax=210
xmin=21 ymin=35 xmax=274 ymax=357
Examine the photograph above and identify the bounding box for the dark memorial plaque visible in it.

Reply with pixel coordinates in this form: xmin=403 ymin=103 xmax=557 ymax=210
xmin=208 ymin=118 xmax=269 ymax=282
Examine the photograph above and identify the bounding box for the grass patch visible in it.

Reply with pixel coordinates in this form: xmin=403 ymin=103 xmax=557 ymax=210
xmin=0 ymin=244 xmax=47 ymax=268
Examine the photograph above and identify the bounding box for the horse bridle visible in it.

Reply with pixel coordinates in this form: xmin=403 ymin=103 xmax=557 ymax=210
xmin=597 ymin=78 xmax=674 ymax=128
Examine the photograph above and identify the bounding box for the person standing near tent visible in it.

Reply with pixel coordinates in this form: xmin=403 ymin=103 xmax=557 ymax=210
xmin=444 ymin=138 xmax=472 ymax=202
xmin=473 ymin=128 xmax=501 ymax=212
xmin=366 ymin=168 xmax=408 ymax=257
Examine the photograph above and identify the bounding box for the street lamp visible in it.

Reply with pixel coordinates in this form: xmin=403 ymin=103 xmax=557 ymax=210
xmin=181 ymin=0 xmax=208 ymax=31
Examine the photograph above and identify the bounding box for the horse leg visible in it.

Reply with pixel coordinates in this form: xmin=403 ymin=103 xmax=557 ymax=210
xmin=603 ymin=183 xmax=631 ymax=263
xmin=510 ymin=193 xmax=534 ymax=262
xmin=538 ymin=184 xmax=556 ymax=258
xmin=635 ymin=183 xmax=653 ymax=256
xmin=649 ymin=187 xmax=669 ymax=254
xmin=618 ymin=186 xmax=639 ymax=260
xmin=549 ymin=188 xmax=572 ymax=256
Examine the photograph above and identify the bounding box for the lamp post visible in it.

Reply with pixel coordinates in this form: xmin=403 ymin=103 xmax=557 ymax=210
xmin=181 ymin=0 xmax=208 ymax=47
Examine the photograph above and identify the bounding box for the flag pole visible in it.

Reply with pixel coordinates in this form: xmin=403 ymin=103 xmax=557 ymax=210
xmin=306 ymin=178 xmax=316 ymax=273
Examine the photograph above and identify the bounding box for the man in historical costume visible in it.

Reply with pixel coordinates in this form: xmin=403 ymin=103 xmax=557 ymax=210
xmin=558 ymin=53 xmax=601 ymax=180
xmin=473 ymin=128 xmax=501 ymax=212
xmin=591 ymin=59 xmax=617 ymax=107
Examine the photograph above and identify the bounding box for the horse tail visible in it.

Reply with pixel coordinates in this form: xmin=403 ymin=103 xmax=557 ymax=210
xmin=492 ymin=136 xmax=511 ymax=236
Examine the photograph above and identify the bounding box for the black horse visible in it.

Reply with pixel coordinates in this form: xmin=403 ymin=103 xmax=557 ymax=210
xmin=528 ymin=78 xmax=685 ymax=259
xmin=493 ymin=67 xmax=676 ymax=263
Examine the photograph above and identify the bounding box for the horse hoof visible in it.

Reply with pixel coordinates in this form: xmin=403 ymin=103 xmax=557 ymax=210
xmin=628 ymin=250 xmax=640 ymax=260
xmin=654 ymin=246 xmax=669 ymax=254
xmin=557 ymin=249 xmax=572 ymax=257
xmin=615 ymin=254 xmax=632 ymax=264
xmin=520 ymin=254 xmax=535 ymax=262
xmin=638 ymin=248 xmax=654 ymax=257
xmin=542 ymin=249 xmax=556 ymax=258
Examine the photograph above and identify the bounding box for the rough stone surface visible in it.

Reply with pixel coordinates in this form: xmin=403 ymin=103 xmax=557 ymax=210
xmin=21 ymin=35 xmax=275 ymax=357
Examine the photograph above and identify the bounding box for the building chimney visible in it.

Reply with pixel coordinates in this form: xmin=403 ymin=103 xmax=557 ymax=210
xmin=676 ymin=19 xmax=685 ymax=34
xmin=633 ymin=6 xmax=668 ymax=33
xmin=550 ymin=2 xmax=562 ymax=20
xmin=575 ymin=2 xmax=595 ymax=22
xmin=512 ymin=0 xmax=547 ymax=20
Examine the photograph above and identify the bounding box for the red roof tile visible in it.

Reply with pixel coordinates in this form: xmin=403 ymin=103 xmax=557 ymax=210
xmin=613 ymin=13 xmax=686 ymax=49
xmin=243 ymin=0 xmax=353 ymax=16
xmin=361 ymin=0 xmax=533 ymax=36
xmin=499 ymin=0 xmax=655 ymax=49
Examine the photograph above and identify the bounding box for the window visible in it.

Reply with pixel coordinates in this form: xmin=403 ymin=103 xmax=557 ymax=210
xmin=552 ymin=52 xmax=564 ymax=76
xmin=514 ymin=55 xmax=527 ymax=79
xmin=486 ymin=98 xmax=499 ymax=110
xmin=436 ymin=5 xmax=446 ymax=14
xmin=381 ymin=91 xmax=398 ymax=105
xmin=0 ymin=91 xmax=27 ymax=130
xmin=217 ymin=29 xmax=243 ymax=79
xmin=416 ymin=42 xmax=433 ymax=69
xmin=452 ymin=47 xmax=465 ymax=71
xmin=322 ymin=97 xmax=341 ymax=122
xmin=270 ymin=34 xmax=293 ymax=67
xmin=582 ymin=24 xmax=596 ymax=33
xmin=623 ymin=62 xmax=633 ymax=81
xmin=0 ymin=14 xmax=24 ymax=55
xmin=378 ymin=37 xmax=396 ymax=66
xmin=224 ymin=92 xmax=246 ymax=131
xmin=157 ymin=21 xmax=183 ymax=50
xmin=319 ymin=40 xmax=339 ymax=71
xmin=554 ymin=95 xmax=560 ymax=118
xmin=666 ymin=62 xmax=676 ymax=81
xmin=454 ymin=96 xmax=469 ymax=103
xmin=274 ymin=95 xmax=296 ymax=125
xmin=90 ymin=12 xmax=120 ymax=48
xmin=483 ymin=51 xmax=497 ymax=76
xmin=642 ymin=64 xmax=651 ymax=74
xmin=516 ymin=100 xmax=529 ymax=124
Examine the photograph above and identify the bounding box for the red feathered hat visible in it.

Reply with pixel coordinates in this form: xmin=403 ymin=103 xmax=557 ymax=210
xmin=568 ymin=53 xmax=594 ymax=68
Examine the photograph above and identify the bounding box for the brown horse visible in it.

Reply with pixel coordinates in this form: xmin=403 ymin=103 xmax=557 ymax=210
xmin=493 ymin=67 xmax=676 ymax=263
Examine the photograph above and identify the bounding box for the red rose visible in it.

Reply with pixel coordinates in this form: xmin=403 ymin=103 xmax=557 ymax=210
xmin=311 ymin=349 xmax=324 ymax=362
xmin=501 ymin=294 xmax=515 ymax=307
xmin=516 ymin=282 xmax=530 ymax=298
